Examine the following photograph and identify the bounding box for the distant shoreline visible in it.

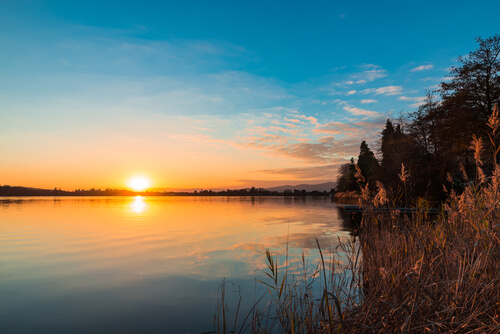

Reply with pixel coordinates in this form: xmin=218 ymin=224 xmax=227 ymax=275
xmin=0 ymin=185 xmax=334 ymax=197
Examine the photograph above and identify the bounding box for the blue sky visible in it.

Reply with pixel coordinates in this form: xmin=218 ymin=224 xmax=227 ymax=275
xmin=1 ymin=0 xmax=499 ymax=189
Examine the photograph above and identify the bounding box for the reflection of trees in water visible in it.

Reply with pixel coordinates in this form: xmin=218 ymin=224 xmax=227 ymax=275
xmin=337 ymin=206 xmax=362 ymax=233
xmin=0 ymin=198 xmax=46 ymax=208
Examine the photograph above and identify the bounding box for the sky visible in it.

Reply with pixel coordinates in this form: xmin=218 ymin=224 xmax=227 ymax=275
xmin=1 ymin=0 xmax=499 ymax=191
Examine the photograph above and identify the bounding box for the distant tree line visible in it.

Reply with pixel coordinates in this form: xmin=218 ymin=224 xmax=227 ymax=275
xmin=0 ymin=185 xmax=334 ymax=197
xmin=0 ymin=186 xmax=159 ymax=196
xmin=195 ymin=187 xmax=333 ymax=196
xmin=336 ymin=35 xmax=500 ymax=204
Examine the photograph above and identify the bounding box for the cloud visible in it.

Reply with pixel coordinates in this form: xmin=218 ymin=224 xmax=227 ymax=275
xmin=360 ymin=64 xmax=381 ymax=70
xmin=411 ymin=64 xmax=434 ymax=72
xmin=231 ymin=138 xmax=336 ymax=164
xmin=273 ymin=137 xmax=338 ymax=163
xmin=236 ymin=113 xmax=383 ymax=164
xmin=398 ymin=96 xmax=426 ymax=102
xmin=295 ymin=115 xmax=318 ymax=125
xmin=344 ymin=64 xmax=387 ymax=85
xmin=346 ymin=90 xmax=357 ymax=95
xmin=258 ymin=164 xmax=345 ymax=179
xmin=421 ymin=77 xmax=439 ymax=82
xmin=427 ymin=84 xmax=441 ymax=90
xmin=398 ymin=96 xmax=427 ymax=108
xmin=210 ymin=97 xmax=225 ymax=103
xmin=313 ymin=121 xmax=385 ymax=145
xmin=343 ymin=105 xmax=380 ymax=117
xmin=409 ymin=102 xmax=426 ymax=108
xmin=360 ymin=99 xmax=377 ymax=104
xmin=360 ymin=86 xmax=403 ymax=96
xmin=358 ymin=70 xmax=387 ymax=81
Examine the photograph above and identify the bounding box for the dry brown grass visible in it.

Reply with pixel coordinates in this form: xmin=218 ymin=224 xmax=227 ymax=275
xmin=354 ymin=200 xmax=499 ymax=333
xmin=346 ymin=106 xmax=500 ymax=333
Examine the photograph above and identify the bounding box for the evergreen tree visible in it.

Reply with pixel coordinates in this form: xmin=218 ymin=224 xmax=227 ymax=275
xmin=357 ymin=141 xmax=379 ymax=188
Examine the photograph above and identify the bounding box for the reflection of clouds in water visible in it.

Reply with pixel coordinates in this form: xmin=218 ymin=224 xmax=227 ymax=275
xmin=126 ymin=197 xmax=353 ymax=280
xmin=266 ymin=229 xmax=350 ymax=250
xmin=185 ymin=229 xmax=354 ymax=279
xmin=231 ymin=242 xmax=267 ymax=252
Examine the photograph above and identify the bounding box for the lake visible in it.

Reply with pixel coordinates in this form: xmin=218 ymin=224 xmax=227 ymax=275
xmin=0 ymin=196 xmax=353 ymax=333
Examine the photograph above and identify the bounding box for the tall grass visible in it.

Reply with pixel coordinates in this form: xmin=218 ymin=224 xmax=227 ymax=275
xmin=216 ymin=106 xmax=500 ymax=333
xmin=215 ymin=238 xmax=363 ymax=334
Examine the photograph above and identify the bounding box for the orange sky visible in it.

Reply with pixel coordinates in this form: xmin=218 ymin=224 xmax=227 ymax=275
xmin=0 ymin=117 xmax=344 ymax=190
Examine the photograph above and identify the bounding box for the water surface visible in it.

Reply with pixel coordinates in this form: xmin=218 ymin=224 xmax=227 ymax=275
xmin=0 ymin=196 xmax=351 ymax=333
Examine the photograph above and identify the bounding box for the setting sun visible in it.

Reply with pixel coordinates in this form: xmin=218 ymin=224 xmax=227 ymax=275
xmin=127 ymin=176 xmax=151 ymax=191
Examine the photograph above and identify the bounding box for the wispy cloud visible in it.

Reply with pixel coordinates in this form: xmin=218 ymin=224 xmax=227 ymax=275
xmin=398 ymin=96 xmax=427 ymax=108
xmin=232 ymin=105 xmax=384 ymax=166
xmin=357 ymin=70 xmax=387 ymax=81
xmin=344 ymin=64 xmax=387 ymax=85
xmin=258 ymin=164 xmax=344 ymax=179
xmin=274 ymin=137 xmax=338 ymax=163
xmin=314 ymin=121 xmax=384 ymax=138
xmin=411 ymin=64 xmax=433 ymax=72
xmin=361 ymin=99 xmax=377 ymax=104
xmin=398 ymin=96 xmax=426 ymax=102
xmin=346 ymin=90 xmax=357 ymax=95
xmin=360 ymin=85 xmax=403 ymax=96
xmin=343 ymin=105 xmax=380 ymax=117
xmin=295 ymin=115 xmax=318 ymax=125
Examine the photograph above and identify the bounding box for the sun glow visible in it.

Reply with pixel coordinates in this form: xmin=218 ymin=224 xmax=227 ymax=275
xmin=127 ymin=176 xmax=151 ymax=192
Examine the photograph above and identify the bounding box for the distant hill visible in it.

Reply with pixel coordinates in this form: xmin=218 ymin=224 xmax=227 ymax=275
xmin=266 ymin=182 xmax=335 ymax=192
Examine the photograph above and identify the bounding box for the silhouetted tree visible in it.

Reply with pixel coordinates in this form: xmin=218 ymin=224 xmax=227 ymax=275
xmin=408 ymin=92 xmax=440 ymax=155
xmin=357 ymin=141 xmax=379 ymax=188
xmin=441 ymin=35 xmax=500 ymax=121
xmin=439 ymin=35 xmax=500 ymax=171
xmin=336 ymin=158 xmax=357 ymax=192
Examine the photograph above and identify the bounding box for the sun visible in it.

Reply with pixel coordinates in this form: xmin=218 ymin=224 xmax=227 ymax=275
xmin=127 ymin=176 xmax=151 ymax=192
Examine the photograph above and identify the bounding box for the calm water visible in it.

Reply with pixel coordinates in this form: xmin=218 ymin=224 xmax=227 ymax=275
xmin=0 ymin=196 xmax=352 ymax=333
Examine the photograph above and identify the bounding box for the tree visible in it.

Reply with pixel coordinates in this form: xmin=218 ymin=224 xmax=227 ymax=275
xmin=441 ymin=35 xmax=500 ymax=120
xmin=408 ymin=92 xmax=440 ymax=155
xmin=380 ymin=119 xmax=395 ymax=171
xmin=439 ymin=35 xmax=500 ymax=169
xmin=379 ymin=118 xmax=432 ymax=198
xmin=336 ymin=158 xmax=357 ymax=192
xmin=357 ymin=141 xmax=379 ymax=187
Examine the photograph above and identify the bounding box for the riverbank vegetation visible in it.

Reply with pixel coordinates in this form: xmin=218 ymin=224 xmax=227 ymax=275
xmin=215 ymin=35 xmax=500 ymax=333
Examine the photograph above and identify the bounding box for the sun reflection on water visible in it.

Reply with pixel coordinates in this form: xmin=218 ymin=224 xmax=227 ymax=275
xmin=131 ymin=196 xmax=147 ymax=213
